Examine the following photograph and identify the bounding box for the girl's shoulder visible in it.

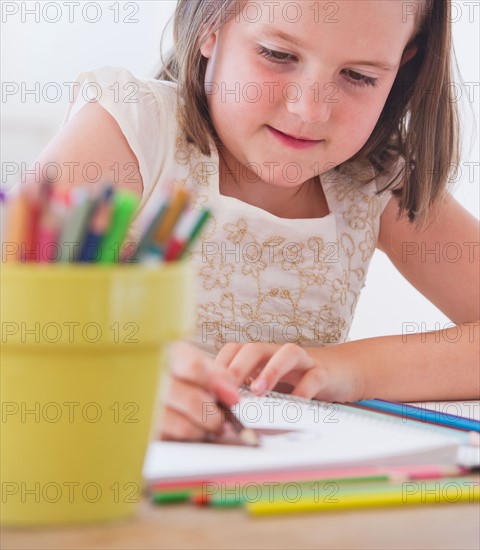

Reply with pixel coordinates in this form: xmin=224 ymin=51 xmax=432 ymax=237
xmin=61 ymin=66 xmax=183 ymax=200
xmin=62 ymin=65 xmax=178 ymax=130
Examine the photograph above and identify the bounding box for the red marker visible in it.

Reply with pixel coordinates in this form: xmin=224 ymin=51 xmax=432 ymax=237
xmin=164 ymin=208 xmax=211 ymax=261
xmin=23 ymin=178 xmax=52 ymax=261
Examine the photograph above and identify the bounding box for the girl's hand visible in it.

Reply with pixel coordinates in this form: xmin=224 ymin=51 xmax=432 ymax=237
xmin=160 ymin=342 xmax=240 ymax=442
xmin=214 ymin=342 xmax=365 ymax=403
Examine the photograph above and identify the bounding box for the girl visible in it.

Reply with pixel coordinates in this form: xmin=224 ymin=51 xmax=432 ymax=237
xmin=20 ymin=0 xmax=479 ymax=442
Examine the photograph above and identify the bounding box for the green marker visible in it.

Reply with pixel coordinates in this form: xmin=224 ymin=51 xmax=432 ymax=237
xmin=98 ymin=190 xmax=139 ymax=263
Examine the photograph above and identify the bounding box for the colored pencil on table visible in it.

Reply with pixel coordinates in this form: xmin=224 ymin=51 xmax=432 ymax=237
xmin=246 ymin=476 xmax=480 ymax=516
xmin=354 ymin=399 xmax=480 ymax=432
xmin=150 ymin=465 xmax=468 ymax=506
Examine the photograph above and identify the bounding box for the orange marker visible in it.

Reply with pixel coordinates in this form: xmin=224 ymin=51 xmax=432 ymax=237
xmin=3 ymin=191 xmax=29 ymax=262
xmin=152 ymin=188 xmax=190 ymax=247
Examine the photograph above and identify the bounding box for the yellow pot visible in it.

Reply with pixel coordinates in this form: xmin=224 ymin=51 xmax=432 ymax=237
xmin=0 ymin=262 xmax=194 ymax=526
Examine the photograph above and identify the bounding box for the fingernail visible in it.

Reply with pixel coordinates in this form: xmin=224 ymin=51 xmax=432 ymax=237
xmin=251 ymin=378 xmax=267 ymax=394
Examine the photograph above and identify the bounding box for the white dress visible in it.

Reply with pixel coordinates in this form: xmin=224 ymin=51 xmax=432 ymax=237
xmin=62 ymin=66 xmax=404 ymax=355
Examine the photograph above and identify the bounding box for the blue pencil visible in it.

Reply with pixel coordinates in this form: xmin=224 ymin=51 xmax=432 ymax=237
xmin=354 ymin=399 xmax=480 ymax=432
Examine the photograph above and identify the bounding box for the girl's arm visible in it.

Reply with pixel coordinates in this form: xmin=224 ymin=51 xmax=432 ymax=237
xmin=341 ymin=192 xmax=479 ymax=401
xmin=213 ymin=194 xmax=479 ymax=402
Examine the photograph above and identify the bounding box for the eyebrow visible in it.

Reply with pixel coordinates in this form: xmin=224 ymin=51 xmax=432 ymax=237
xmin=259 ymin=28 xmax=396 ymax=71
xmin=260 ymin=28 xmax=309 ymax=50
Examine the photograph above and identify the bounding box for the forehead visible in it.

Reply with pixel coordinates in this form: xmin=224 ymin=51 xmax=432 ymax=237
xmin=238 ymin=0 xmax=417 ymax=50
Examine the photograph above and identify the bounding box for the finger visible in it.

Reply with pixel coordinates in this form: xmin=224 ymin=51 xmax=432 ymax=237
xmin=214 ymin=342 xmax=264 ymax=387
xmin=169 ymin=341 xmax=240 ymax=410
xmin=225 ymin=343 xmax=281 ymax=386
xmin=213 ymin=342 xmax=243 ymax=371
xmin=168 ymin=341 xmax=213 ymax=388
xmin=291 ymin=367 xmax=339 ymax=401
xmin=160 ymin=408 xmax=208 ymax=442
xmin=250 ymin=343 xmax=314 ymax=395
xmin=210 ymin=368 xmax=241 ymax=407
xmin=163 ymin=378 xmax=225 ymax=434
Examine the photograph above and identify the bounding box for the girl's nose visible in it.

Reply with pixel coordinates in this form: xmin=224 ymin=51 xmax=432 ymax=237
xmin=284 ymin=80 xmax=333 ymax=124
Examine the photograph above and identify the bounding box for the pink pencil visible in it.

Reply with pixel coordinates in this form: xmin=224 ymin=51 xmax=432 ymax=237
xmin=149 ymin=464 xmax=467 ymax=492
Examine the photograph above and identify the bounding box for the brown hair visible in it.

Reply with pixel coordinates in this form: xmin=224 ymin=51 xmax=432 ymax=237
xmin=157 ymin=0 xmax=462 ymax=228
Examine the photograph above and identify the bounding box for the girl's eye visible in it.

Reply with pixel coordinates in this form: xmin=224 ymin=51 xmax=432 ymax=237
xmin=256 ymin=46 xmax=298 ymax=64
xmin=343 ymin=69 xmax=378 ymax=88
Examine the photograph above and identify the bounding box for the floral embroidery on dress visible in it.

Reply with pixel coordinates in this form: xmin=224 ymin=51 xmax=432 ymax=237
xmin=172 ymin=130 xmax=393 ymax=354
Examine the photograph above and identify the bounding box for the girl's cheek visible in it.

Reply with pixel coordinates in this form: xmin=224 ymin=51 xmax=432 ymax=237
xmin=337 ymin=91 xmax=380 ymax=124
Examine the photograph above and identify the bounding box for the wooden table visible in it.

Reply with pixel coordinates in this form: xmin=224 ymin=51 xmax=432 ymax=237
xmin=2 ymin=497 xmax=479 ymax=549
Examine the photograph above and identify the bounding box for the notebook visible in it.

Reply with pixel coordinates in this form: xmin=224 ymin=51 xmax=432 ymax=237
xmin=143 ymin=389 xmax=470 ymax=482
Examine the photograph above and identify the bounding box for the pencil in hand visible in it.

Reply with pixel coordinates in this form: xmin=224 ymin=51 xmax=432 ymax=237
xmin=215 ymin=401 xmax=259 ymax=447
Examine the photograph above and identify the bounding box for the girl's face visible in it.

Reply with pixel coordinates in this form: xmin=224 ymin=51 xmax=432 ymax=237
xmin=201 ymin=0 xmax=417 ymax=188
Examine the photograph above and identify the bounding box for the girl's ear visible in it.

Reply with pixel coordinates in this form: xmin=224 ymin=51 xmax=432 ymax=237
xmin=200 ymin=32 xmax=217 ymax=59
xmin=400 ymin=44 xmax=418 ymax=66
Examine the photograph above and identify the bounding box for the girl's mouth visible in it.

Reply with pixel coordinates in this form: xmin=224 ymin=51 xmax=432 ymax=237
xmin=267 ymin=126 xmax=324 ymax=150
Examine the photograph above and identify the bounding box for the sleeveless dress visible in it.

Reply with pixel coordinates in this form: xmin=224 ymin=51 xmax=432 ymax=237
xmin=62 ymin=66 xmax=404 ymax=356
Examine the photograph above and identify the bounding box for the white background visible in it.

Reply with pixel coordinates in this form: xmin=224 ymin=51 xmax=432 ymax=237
xmin=1 ymin=0 xmax=478 ymax=340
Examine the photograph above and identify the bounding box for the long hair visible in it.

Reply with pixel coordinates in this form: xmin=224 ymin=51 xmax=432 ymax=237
xmin=157 ymin=0 xmax=462 ymax=228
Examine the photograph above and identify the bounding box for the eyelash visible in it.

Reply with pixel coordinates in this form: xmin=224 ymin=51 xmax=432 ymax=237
xmin=256 ymin=46 xmax=379 ymax=89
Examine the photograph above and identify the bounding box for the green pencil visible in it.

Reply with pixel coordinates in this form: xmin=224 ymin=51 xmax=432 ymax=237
xmin=179 ymin=208 xmax=211 ymax=259
xmin=152 ymin=490 xmax=193 ymax=505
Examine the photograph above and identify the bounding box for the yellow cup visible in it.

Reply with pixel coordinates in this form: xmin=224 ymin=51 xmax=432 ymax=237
xmin=0 ymin=263 xmax=194 ymax=526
